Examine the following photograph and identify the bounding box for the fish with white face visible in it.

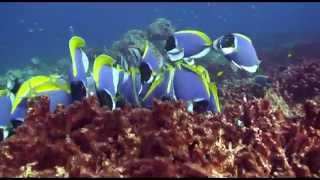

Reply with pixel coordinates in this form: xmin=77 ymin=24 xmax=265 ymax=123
xmin=213 ymin=33 xmax=261 ymax=73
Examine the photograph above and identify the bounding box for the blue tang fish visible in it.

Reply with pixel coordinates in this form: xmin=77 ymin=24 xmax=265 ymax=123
xmin=0 ymin=89 xmax=14 ymax=140
xmin=139 ymin=41 xmax=164 ymax=84
xmin=165 ymin=30 xmax=213 ymax=63
xmin=93 ymin=54 xmax=120 ymax=110
xmin=172 ymin=62 xmax=220 ymax=113
xmin=213 ymin=33 xmax=261 ymax=73
xmin=118 ymin=67 xmax=142 ymax=107
xmin=68 ymin=36 xmax=89 ymax=101
xmin=139 ymin=64 xmax=175 ymax=108
xmin=11 ymin=75 xmax=72 ymax=122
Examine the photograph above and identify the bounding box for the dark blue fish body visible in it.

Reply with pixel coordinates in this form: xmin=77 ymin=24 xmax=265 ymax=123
xmin=0 ymin=94 xmax=13 ymax=126
xmin=118 ymin=69 xmax=142 ymax=107
xmin=10 ymin=98 xmax=28 ymax=122
xmin=37 ymin=90 xmax=72 ymax=112
xmin=173 ymin=66 xmax=209 ymax=102
xmin=139 ymin=66 xmax=175 ymax=108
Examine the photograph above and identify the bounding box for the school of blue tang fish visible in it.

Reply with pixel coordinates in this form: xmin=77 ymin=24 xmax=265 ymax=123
xmin=0 ymin=30 xmax=261 ymax=141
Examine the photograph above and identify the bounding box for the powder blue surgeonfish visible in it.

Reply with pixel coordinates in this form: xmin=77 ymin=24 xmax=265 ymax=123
xmin=0 ymin=89 xmax=14 ymax=125
xmin=68 ymin=36 xmax=89 ymax=101
xmin=0 ymin=89 xmax=14 ymax=140
xmin=139 ymin=64 xmax=175 ymax=108
xmin=165 ymin=30 xmax=213 ymax=63
xmin=93 ymin=54 xmax=120 ymax=110
xmin=139 ymin=41 xmax=164 ymax=84
xmin=213 ymin=33 xmax=261 ymax=73
xmin=118 ymin=67 xmax=142 ymax=107
xmin=172 ymin=62 xmax=221 ymax=113
xmin=10 ymin=75 xmax=72 ymax=122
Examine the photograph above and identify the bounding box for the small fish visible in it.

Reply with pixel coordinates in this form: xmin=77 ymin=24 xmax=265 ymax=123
xmin=288 ymin=52 xmax=293 ymax=58
xmin=217 ymin=71 xmax=224 ymax=77
xmin=213 ymin=33 xmax=261 ymax=73
xmin=68 ymin=25 xmax=75 ymax=36
xmin=165 ymin=30 xmax=212 ymax=62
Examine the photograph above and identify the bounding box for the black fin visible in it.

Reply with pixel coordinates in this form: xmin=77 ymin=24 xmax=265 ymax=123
xmin=139 ymin=62 xmax=152 ymax=83
xmin=71 ymin=81 xmax=87 ymax=101
xmin=165 ymin=35 xmax=176 ymax=51
xmin=96 ymin=90 xmax=114 ymax=109
xmin=11 ymin=78 xmax=22 ymax=94
xmin=193 ymin=100 xmax=209 ymax=113
xmin=0 ymin=128 xmax=3 ymax=141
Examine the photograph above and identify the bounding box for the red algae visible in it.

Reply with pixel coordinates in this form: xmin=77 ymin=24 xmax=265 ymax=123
xmin=0 ymin=94 xmax=319 ymax=177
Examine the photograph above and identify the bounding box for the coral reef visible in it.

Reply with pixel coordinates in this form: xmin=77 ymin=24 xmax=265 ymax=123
xmin=270 ymin=59 xmax=320 ymax=105
xmin=0 ymin=94 xmax=319 ymax=177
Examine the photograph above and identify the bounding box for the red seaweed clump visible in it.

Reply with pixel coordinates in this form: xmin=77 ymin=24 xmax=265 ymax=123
xmin=270 ymin=59 xmax=320 ymax=104
xmin=0 ymin=95 xmax=319 ymax=177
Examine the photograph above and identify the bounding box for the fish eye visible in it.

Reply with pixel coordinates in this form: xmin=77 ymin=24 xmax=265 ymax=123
xmin=165 ymin=35 xmax=176 ymax=51
xmin=220 ymin=34 xmax=235 ymax=48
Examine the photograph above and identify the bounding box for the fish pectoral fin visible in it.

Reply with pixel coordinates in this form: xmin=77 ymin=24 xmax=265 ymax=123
xmin=167 ymin=48 xmax=184 ymax=62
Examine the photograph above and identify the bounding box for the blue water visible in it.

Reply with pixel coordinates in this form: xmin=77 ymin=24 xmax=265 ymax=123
xmin=0 ymin=2 xmax=320 ymax=73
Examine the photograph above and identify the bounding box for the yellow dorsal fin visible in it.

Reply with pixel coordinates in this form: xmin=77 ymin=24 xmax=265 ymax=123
xmin=93 ymin=54 xmax=115 ymax=87
xmin=142 ymin=40 xmax=149 ymax=59
xmin=11 ymin=75 xmax=70 ymax=113
xmin=143 ymin=73 xmax=164 ymax=101
xmin=176 ymin=30 xmax=213 ymax=46
xmin=69 ymin=36 xmax=86 ymax=77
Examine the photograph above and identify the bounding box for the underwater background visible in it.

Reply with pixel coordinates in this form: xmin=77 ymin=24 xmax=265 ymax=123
xmin=1 ymin=2 xmax=320 ymax=73
xmin=1 ymin=2 xmax=320 ymax=177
